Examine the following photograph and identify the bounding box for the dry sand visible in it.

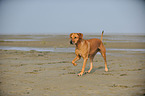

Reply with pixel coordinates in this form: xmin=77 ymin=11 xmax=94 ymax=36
xmin=0 ymin=35 xmax=145 ymax=96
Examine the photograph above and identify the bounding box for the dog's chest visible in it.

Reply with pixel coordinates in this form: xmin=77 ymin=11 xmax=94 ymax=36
xmin=75 ymin=41 xmax=90 ymax=57
xmin=75 ymin=49 xmax=82 ymax=56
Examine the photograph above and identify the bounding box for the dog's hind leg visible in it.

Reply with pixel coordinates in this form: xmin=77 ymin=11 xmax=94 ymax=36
xmin=99 ymin=44 xmax=108 ymax=72
xmin=101 ymin=52 xmax=108 ymax=72
xmin=85 ymin=55 xmax=95 ymax=73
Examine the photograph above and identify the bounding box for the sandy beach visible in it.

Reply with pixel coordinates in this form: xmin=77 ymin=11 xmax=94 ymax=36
xmin=0 ymin=35 xmax=145 ymax=96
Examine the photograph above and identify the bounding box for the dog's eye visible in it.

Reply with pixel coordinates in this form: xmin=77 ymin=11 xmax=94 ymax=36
xmin=74 ymin=37 xmax=77 ymax=39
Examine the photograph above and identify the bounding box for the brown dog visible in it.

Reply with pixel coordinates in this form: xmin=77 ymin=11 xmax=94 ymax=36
xmin=70 ymin=31 xmax=108 ymax=76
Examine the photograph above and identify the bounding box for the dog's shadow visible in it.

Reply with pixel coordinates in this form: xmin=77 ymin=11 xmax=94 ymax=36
xmin=86 ymin=66 xmax=105 ymax=74
xmin=77 ymin=66 xmax=105 ymax=75
xmin=91 ymin=66 xmax=104 ymax=73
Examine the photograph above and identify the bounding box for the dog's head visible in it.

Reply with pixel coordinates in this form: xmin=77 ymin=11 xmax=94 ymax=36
xmin=69 ymin=33 xmax=83 ymax=45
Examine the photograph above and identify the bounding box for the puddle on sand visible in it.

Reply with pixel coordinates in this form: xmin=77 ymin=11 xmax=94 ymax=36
xmin=3 ymin=39 xmax=40 ymax=41
xmin=0 ymin=46 xmax=74 ymax=52
xmin=0 ymin=46 xmax=145 ymax=53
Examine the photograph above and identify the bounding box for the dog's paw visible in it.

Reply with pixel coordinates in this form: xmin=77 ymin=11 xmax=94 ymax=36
xmin=85 ymin=71 xmax=90 ymax=74
xmin=73 ymin=63 xmax=77 ymax=66
xmin=77 ymin=72 xmax=83 ymax=76
xmin=105 ymin=68 xmax=108 ymax=72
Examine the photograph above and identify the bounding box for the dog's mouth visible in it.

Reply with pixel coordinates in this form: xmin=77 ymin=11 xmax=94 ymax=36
xmin=70 ymin=40 xmax=77 ymax=45
xmin=70 ymin=40 xmax=73 ymax=45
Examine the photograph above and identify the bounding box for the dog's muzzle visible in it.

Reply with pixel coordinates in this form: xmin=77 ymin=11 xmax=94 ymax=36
xmin=70 ymin=40 xmax=73 ymax=45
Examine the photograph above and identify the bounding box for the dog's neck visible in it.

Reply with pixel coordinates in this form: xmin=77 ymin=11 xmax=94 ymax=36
xmin=75 ymin=39 xmax=84 ymax=49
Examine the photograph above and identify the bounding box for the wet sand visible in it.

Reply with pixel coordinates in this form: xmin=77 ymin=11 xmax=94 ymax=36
xmin=0 ymin=35 xmax=145 ymax=96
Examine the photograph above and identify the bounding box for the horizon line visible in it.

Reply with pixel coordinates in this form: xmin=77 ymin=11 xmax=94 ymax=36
xmin=0 ymin=32 xmax=145 ymax=35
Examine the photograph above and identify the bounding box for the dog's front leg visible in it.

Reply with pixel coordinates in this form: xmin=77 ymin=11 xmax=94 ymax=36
xmin=72 ymin=55 xmax=80 ymax=66
xmin=78 ymin=58 xmax=88 ymax=76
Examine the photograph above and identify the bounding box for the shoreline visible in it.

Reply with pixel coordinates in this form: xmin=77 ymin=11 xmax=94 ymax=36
xmin=0 ymin=46 xmax=145 ymax=53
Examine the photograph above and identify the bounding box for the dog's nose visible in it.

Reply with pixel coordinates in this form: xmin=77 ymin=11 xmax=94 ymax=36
xmin=70 ymin=40 xmax=73 ymax=45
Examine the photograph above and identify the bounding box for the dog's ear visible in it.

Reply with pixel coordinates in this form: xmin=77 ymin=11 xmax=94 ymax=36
xmin=69 ymin=33 xmax=73 ymax=38
xmin=78 ymin=33 xmax=83 ymax=39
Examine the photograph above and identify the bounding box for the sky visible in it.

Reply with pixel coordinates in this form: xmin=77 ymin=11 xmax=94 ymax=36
xmin=0 ymin=0 xmax=145 ymax=35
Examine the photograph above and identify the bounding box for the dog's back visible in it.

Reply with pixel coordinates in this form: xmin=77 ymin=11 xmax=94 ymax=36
xmin=87 ymin=31 xmax=104 ymax=55
xmin=87 ymin=38 xmax=102 ymax=55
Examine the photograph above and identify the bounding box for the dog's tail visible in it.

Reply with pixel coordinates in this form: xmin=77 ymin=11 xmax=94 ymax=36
xmin=101 ymin=30 xmax=104 ymax=41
